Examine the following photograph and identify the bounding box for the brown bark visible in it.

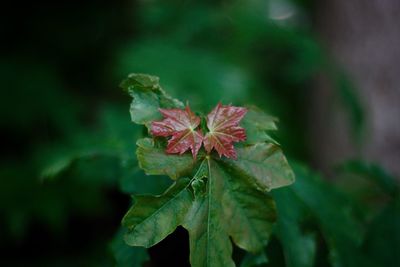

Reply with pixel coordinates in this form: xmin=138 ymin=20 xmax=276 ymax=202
xmin=313 ymin=0 xmax=400 ymax=176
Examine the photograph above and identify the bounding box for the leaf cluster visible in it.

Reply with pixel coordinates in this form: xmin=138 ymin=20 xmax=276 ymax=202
xmin=120 ymin=73 xmax=295 ymax=267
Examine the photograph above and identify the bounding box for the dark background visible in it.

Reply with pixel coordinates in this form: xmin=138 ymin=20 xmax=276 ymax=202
xmin=1 ymin=0 xmax=399 ymax=266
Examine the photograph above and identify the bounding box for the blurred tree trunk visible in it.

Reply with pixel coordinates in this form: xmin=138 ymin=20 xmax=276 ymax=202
xmin=312 ymin=0 xmax=400 ymax=176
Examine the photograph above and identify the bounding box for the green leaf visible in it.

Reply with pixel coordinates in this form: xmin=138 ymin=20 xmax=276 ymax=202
xmin=223 ymin=143 xmax=295 ymax=192
xmin=123 ymin=158 xmax=278 ymax=267
xmin=123 ymin=177 xmax=193 ymax=248
xmin=184 ymin=159 xmax=277 ymax=267
xmin=241 ymin=107 xmax=278 ymax=145
xmin=363 ymin=198 xmax=400 ymax=267
xmin=337 ymin=160 xmax=399 ymax=196
xmin=120 ymin=73 xmax=184 ymax=126
xmin=240 ymin=251 xmax=268 ymax=267
xmin=41 ymin=154 xmax=78 ymax=180
xmin=184 ymin=160 xmax=235 ymax=267
xmin=110 ymin=228 xmax=149 ymax=267
xmin=215 ymin=159 xmax=276 ymax=253
xmin=333 ymin=70 xmax=365 ymax=141
xmin=291 ymin=163 xmax=378 ymax=267
xmin=291 ymin=164 xmax=362 ymax=244
xmin=273 ymin=188 xmax=316 ymax=267
xmin=136 ymin=138 xmax=195 ymax=180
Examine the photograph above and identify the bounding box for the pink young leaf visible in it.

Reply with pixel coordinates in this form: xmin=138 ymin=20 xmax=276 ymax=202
xmin=151 ymin=106 xmax=203 ymax=159
xmin=204 ymin=103 xmax=247 ymax=159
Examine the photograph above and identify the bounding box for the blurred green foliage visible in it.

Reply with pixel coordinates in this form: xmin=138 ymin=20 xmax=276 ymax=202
xmin=0 ymin=0 xmax=397 ymax=266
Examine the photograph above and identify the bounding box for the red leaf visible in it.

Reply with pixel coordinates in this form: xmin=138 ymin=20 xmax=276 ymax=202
xmin=151 ymin=106 xmax=203 ymax=159
xmin=204 ymin=103 xmax=247 ymax=159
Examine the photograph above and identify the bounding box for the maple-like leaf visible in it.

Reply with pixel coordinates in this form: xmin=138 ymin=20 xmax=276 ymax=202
xmin=151 ymin=106 xmax=203 ymax=159
xmin=120 ymin=73 xmax=184 ymax=127
xmin=122 ymin=73 xmax=295 ymax=267
xmin=204 ymin=103 xmax=247 ymax=159
xmin=123 ymin=157 xmax=277 ymax=267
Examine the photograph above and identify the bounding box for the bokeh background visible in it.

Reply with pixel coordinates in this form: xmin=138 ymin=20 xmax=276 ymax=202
xmin=1 ymin=0 xmax=399 ymax=266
